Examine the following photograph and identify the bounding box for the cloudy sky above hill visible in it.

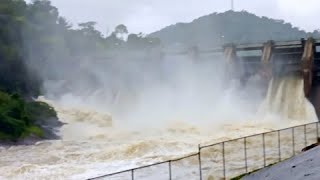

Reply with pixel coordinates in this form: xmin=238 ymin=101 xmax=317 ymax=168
xmin=32 ymin=0 xmax=320 ymax=34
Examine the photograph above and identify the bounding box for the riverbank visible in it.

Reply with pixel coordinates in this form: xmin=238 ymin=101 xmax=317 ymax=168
xmin=0 ymin=92 xmax=62 ymax=146
xmin=0 ymin=116 xmax=63 ymax=146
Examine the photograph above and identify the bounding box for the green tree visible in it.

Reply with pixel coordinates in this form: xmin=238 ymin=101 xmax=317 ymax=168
xmin=114 ymin=24 xmax=128 ymax=40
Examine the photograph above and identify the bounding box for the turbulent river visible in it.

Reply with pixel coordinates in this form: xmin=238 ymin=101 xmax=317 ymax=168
xmin=0 ymin=57 xmax=318 ymax=180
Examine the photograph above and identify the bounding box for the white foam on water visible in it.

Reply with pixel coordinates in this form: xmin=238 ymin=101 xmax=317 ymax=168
xmin=0 ymin=59 xmax=318 ymax=179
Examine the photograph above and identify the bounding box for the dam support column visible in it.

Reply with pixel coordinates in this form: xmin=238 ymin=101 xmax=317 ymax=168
xmin=302 ymin=38 xmax=314 ymax=97
xmin=258 ymin=41 xmax=274 ymax=93
xmin=223 ymin=44 xmax=237 ymax=84
xmin=190 ymin=46 xmax=200 ymax=62
xmin=260 ymin=40 xmax=274 ymax=81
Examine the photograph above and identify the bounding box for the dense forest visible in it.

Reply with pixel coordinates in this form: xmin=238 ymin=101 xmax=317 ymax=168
xmin=0 ymin=0 xmax=319 ymax=142
xmin=0 ymin=0 xmax=56 ymax=141
xmin=0 ymin=0 xmax=159 ymax=142
xmin=150 ymin=10 xmax=320 ymax=48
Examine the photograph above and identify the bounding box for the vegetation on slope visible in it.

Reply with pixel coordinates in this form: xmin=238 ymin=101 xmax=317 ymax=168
xmin=0 ymin=0 xmax=160 ymax=142
xmin=0 ymin=91 xmax=57 ymax=140
xmin=149 ymin=10 xmax=320 ymax=48
xmin=0 ymin=0 xmax=56 ymax=142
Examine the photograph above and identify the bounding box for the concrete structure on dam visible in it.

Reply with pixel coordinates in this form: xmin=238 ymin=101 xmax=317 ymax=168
xmin=164 ymin=38 xmax=320 ymax=117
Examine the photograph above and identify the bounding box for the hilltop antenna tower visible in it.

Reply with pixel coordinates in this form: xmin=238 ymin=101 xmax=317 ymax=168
xmin=231 ymin=0 xmax=234 ymax=11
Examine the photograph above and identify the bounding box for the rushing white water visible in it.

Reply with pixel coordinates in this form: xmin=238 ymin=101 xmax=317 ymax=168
xmin=258 ymin=74 xmax=317 ymax=122
xmin=204 ymin=74 xmax=318 ymax=179
xmin=0 ymin=57 xmax=318 ymax=180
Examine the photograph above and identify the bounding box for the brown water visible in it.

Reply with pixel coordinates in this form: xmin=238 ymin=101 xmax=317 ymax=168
xmin=0 ymin=75 xmax=317 ymax=180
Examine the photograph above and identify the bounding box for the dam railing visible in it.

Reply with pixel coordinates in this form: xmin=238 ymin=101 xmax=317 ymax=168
xmin=88 ymin=121 xmax=320 ymax=180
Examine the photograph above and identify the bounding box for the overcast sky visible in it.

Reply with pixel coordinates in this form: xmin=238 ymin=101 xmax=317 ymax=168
xmin=41 ymin=0 xmax=319 ymax=34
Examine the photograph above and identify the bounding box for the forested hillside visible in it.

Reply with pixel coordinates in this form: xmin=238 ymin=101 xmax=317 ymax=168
xmin=0 ymin=0 xmax=60 ymax=142
xmin=0 ymin=0 xmax=160 ymax=142
xmin=149 ymin=10 xmax=320 ymax=48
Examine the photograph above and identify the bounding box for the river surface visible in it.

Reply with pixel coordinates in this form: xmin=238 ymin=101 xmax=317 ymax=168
xmin=0 ymin=75 xmax=318 ymax=180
